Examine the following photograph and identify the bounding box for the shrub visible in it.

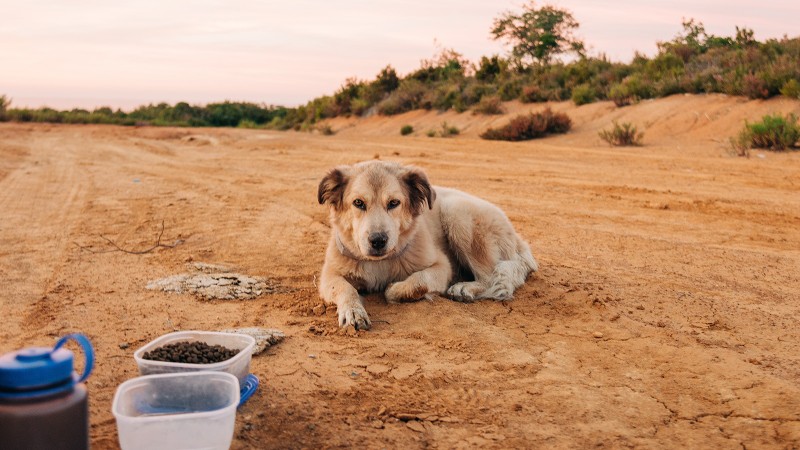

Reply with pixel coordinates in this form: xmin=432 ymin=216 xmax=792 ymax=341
xmin=376 ymin=79 xmax=426 ymax=115
xmin=519 ymin=85 xmax=548 ymax=103
xmin=0 ymin=95 xmax=9 ymax=121
xmin=237 ymin=119 xmax=259 ymax=129
xmin=317 ymin=124 xmax=335 ymax=135
xmin=743 ymin=73 xmax=769 ymax=99
xmin=571 ymin=84 xmax=596 ymax=105
xmin=735 ymin=113 xmax=800 ymax=151
xmin=780 ymin=79 xmax=800 ymax=99
xmin=472 ymin=96 xmax=505 ymax=115
xmin=598 ymin=121 xmax=644 ymax=146
xmin=480 ymin=108 xmax=571 ymax=141
xmin=608 ymin=83 xmax=632 ymax=107
xmin=440 ymin=121 xmax=460 ymax=137
xmin=498 ymin=80 xmax=523 ymax=101
xmin=426 ymin=129 xmax=436 ymax=138
xmin=400 ymin=125 xmax=414 ymax=136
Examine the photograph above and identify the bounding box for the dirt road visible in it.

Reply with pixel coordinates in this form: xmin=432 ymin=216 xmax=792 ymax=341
xmin=1 ymin=95 xmax=799 ymax=448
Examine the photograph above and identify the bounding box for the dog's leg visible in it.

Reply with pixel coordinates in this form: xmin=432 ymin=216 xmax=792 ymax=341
xmin=385 ymin=255 xmax=452 ymax=303
xmin=447 ymin=227 xmax=537 ymax=302
xmin=319 ymin=272 xmax=371 ymax=330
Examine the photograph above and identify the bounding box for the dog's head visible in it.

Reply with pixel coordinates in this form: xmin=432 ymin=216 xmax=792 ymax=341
xmin=318 ymin=161 xmax=435 ymax=260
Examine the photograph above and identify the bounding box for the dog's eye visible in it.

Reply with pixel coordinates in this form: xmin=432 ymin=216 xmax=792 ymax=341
xmin=353 ymin=199 xmax=366 ymax=210
xmin=387 ymin=199 xmax=401 ymax=210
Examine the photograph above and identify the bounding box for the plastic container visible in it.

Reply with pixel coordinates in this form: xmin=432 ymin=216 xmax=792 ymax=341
xmin=112 ymin=371 xmax=239 ymax=450
xmin=0 ymin=334 xmax=94 ymax=450
xmin=134 ymin=331 xmax=255 ymax=387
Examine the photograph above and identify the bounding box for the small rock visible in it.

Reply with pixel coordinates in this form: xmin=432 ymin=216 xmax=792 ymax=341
xmin=220 ymin=327 xmax=285 ymax=355
xmin=377 ymin=406 xmax=387 ymax=416
xmin=308 ymin=354 xmax=317 ymax=359
xmin=312 ymin=304 xmax=326 ymax=316
xmin=345 ymin=326 xmax=357 ymax=337
xmin=406 ymin=421 xmax=425 ymax=433
xmin=118 ymin=343 xmax=129 ymax=350
xmin=636 ymin=305 xmax=645 ymax=310
xmin=593 ymin=331 xmax=604 ymax=339
xmin=370 ymin=420 xmax=384 ymax=429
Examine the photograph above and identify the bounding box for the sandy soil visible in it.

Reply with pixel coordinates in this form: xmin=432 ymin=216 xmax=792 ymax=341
xmin=1 ymin=94 xmax=799 ymax=449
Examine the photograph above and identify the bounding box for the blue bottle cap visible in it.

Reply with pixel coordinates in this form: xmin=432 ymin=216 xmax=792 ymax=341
xmin=0 ymin=334 xmax=94 ymax=400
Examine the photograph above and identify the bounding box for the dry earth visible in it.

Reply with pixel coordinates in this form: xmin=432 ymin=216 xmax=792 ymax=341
xmin=1 ymin=94 xmax=799 ymax=449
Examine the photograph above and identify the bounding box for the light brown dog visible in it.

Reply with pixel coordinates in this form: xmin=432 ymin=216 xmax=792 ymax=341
xmin=317 ymin=161 xmax=538 ymax=329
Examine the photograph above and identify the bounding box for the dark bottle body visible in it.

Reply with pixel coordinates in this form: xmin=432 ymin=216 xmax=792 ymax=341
xmin=0 ymin=384 xmax=89 ymax=450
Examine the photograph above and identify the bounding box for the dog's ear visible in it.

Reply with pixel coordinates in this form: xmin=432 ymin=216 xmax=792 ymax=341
xmin=318 ymin=167 xmax=349 ymax=207
xmin=403 ymin=167 xmax=435 ymax=214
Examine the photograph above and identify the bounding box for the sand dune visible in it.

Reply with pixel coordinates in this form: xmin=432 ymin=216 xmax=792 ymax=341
xmin=1 ymin=94 xmax=799 ymax=448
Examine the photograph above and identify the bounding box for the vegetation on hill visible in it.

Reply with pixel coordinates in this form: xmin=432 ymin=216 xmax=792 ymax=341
xmin=0 ymin=2 xmax=797 ymax=130
xmin=480 ymin=108 xmax=571 ymax=141
xmin=599 ymin=121 xmax=645 ymax=146
xmin=731 ymin=113 xmax=800 ymax=153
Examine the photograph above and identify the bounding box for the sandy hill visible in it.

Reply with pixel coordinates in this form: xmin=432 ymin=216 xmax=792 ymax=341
xmin=324 ymin=93 xmax=800 ymax=147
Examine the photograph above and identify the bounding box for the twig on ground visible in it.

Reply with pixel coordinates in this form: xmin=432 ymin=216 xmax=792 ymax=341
xmin=76 ymin=220 xmax=184 ymax=255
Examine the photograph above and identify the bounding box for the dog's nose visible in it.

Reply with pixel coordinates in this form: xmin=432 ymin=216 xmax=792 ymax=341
xmin=368 ymin=232 xmax=388 ymax=251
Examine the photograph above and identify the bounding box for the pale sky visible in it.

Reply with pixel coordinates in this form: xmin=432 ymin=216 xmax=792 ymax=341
xmin=2 ymin=0 xmax=797 ymax=110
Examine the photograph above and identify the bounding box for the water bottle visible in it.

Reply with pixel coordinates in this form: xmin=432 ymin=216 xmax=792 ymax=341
xmin=0 ymin=333 xmax=95 ymax=450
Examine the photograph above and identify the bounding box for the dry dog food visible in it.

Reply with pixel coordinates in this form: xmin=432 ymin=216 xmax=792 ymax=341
xmin=142 ymin=341 xmax=240 ymax=364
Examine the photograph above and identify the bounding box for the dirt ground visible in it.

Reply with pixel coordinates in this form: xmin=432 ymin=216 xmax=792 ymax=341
xmin=1 ymin=95 xmax=799 ymax=449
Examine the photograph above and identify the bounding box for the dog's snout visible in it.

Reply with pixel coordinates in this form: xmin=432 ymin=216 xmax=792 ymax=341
xmin=368 ymin=232 xmax=388 ymax=250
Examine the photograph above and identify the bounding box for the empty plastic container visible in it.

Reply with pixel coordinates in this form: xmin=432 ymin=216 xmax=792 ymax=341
xmin=134 ymin=331 xmax=255 ymax=387
xmin=112 ymin=371 xmax=239 ymax=450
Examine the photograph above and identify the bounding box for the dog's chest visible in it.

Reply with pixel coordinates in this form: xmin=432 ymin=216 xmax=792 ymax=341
xmin=351 ymin=257 xmax=421 ymax=292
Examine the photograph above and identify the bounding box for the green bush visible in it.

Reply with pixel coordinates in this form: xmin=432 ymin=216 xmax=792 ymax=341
xmin=598 ymin=121 xmax=644 ymax=146
xmin=480 ymin=108 xmax=571 ymax=141
xmin=571 ymin=84 xmax=596 ymax=105
xmin=440 ymin=121 xmax=460 ymax=137
xmin=237 ymin=119 xmax=260 ymax=129
xmin=0 ymin=95 xmax=9 ymax=121
xmin=472 ymin=96 xmax=505 ymax=115
xmin=400 ymin=124 xmax=414 ymax=136
xmin=734 ymin=113 xmax=800 ymax=151
xmin=608 ymin=83 xmax=632 ymax=107
xmin=780 ymin=79 xmax=800 ymax=99
xmin=377 ymin=79 xmax=426 ymax=115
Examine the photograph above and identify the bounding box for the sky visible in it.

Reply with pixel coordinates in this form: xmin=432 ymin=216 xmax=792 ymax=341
xmin=2 ymin=0 xmax=798 ymax=110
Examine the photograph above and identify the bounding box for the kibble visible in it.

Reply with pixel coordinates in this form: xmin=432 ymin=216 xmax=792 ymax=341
xmin=142 ymin=341 xmax=240 ymax=364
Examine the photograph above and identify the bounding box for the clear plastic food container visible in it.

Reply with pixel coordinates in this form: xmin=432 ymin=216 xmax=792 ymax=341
xmin=133 ymin=331 xmax=255 ymax=387
xmin=112 ymin=371 xmax=239 ymax=450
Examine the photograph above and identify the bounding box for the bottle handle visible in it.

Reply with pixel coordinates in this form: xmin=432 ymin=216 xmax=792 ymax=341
xmin=54 ymin=334 xmax=95 ymax=384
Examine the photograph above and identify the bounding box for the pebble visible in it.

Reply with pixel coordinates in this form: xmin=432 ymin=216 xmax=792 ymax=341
xmin=593 ymin=331 xmax=604 ymax=339
xmin=406 ymin=421 xmax=426 ymax=433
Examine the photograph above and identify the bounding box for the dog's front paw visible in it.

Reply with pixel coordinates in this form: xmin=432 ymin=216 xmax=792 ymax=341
xmin=385 ymin=281 xmax=429 ymax=303
xmin=338 ymin=301 xmax=371 ymax=330
xmin=446 ymin=282 xmax=483 ymax=303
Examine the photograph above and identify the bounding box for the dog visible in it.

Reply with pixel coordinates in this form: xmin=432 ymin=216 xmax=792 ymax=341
xmin=317 ymin=161 xmax=538 ymax=330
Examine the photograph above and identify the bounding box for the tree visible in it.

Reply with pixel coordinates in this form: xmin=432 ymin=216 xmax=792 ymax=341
xmin=491 ymin=2 xmax=584 ymax=68
xmin=0 ymin=95 xmax=9 ymax=120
